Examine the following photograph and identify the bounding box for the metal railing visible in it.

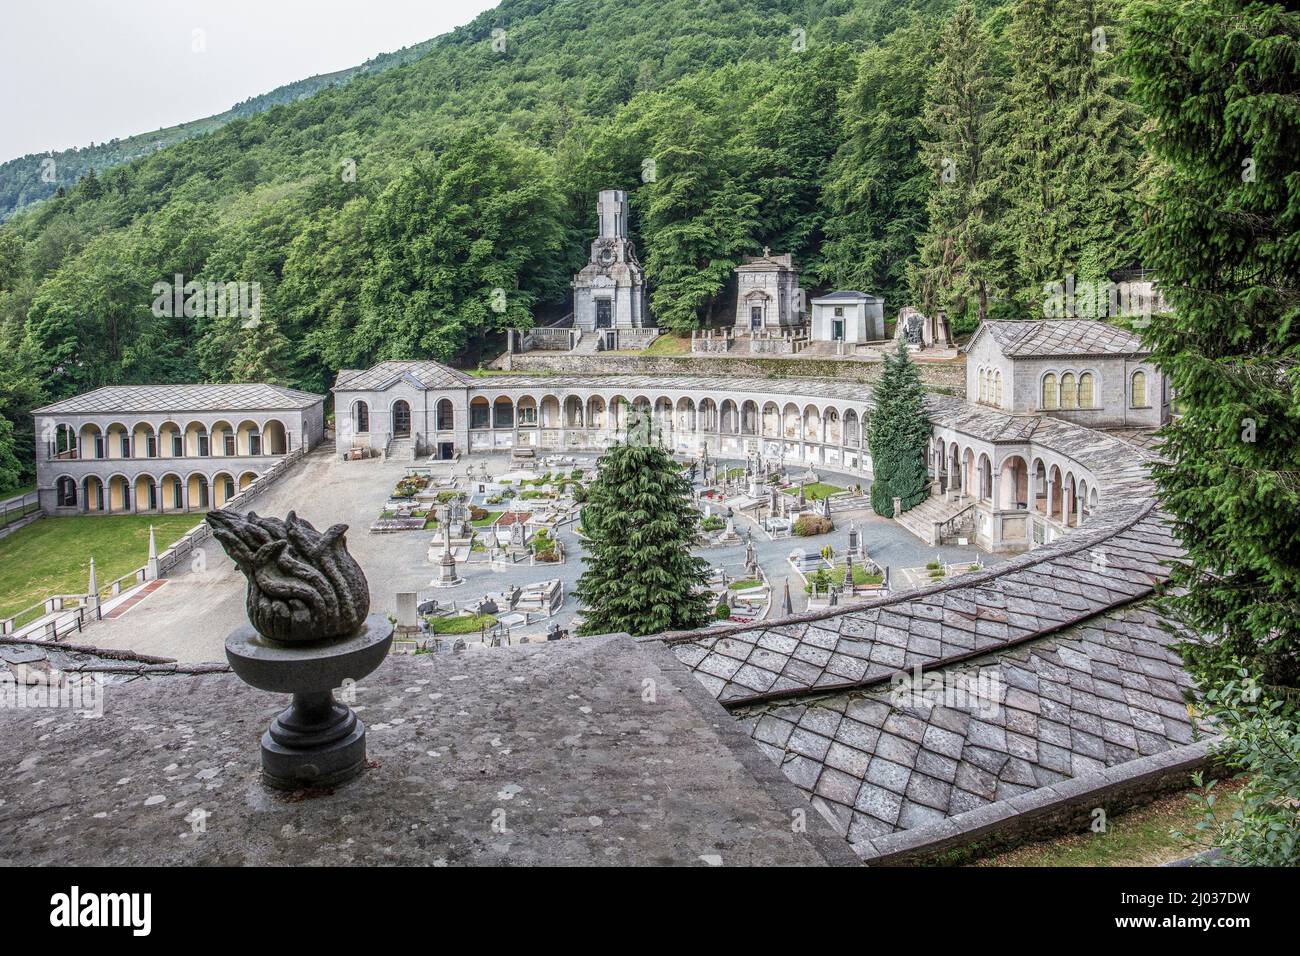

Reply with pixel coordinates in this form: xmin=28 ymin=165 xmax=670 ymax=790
xmin=0 ymin=492 xmax=40 ymax=529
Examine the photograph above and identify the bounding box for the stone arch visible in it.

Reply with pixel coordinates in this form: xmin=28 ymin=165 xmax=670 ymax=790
xmin=78 ymin=422 xmax=104 ymax=459
xmin=977 ymin=453 xmax=993 ymax=501
xmin=106 ymin=473 xmax=132 ymax=513
xmin=803 ymin=404 xmax=822 ymax=443
xmin=210 ymin=419 xmax=236 ymax=457
xmin=105 ymin=422 xmax=131 ymax=460
xmin=539 ymin=394 xmax=562 ymax=428
xmin=55 ymin=474 xmax=78 ymax=509
xmin=262 ymin=419 xmax=288 ymax=455
xmin=588 ymin=395 xmax=608 ymax=430
xmin=239 ymin=470 xmax=259 ymax=491
xmin=160 ymin=472 xmax=185 ymax=512
xmin=133 ymin=473 xmax=159 ymax=512
xmin=158 ymin=421 xmax=183 ymax=458
xmin=391 ymin=399 xmax=413 ymax=437
xmin=998 ymin=454 xmax=1030 ymax=510
xmin=675 ymin=397 xmax=696 ymax=432
xmin=741 ymin=400 xmax=759 ymax=436
xmin=1060 ymin=372 xmax=1078 ymax=410
xmin=187 ymin=472 xmax=211 ymax=510
xmin=825 ymin=407 xmax=842 ymax=445
xmin=212 ymin=471 xmax=237 ymax=508
xmin=491 ymin=396 xmax=514 ymax=429
xmin=782 ymin=403 xmax=800 ymax=440
xmin=1131 ymin=369 xmax=1148 ymax=407
xmin=843 ymin=409 xmax=860 ymax=447
xmin=720 ymin=399 xmax=740 ymax=434
xmin=564 ymin=395 xmax=585 ymax=428
xmin=132 ymin=421 xmax=158 ymax=459
xmin=235 ymin=419 xmax=262 ymax=456
xmin=515 ymin=395 xmax=538 ymax=427
xmin=469 ymin=396 xmax=490 ymax=429
xmin=83 ymin=475 xmax=105 ymax=513
xmin=763 ymin=402 xmax=781 ymax=439
xmin=698 ymin=398 xmax=718 ymax=431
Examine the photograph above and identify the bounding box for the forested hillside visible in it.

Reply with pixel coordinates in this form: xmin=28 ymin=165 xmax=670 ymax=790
xmin=0 ymin=0 xmax=1147 ymax=492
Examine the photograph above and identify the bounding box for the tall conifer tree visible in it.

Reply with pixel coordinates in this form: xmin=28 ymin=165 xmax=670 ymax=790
xmin=868 ymin=339 xmax=933 ymax=517
xmin=1125 ymin=0 xmax=1300 ymax=687
xmin=911 ymin=2 xmax=1006 ymax=327
xmin=574 ymin=414 xmax=712 ymax=637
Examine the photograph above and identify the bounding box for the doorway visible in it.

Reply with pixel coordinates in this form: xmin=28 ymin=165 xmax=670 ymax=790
xmin=595 ymin=298 xmax=613 ymax=329
xmin=392 ymin=401 xmax=411 ymax=438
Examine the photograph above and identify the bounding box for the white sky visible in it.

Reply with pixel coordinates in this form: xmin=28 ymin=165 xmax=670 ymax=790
xmin=0 ymin=0 xmax=499 ymax=160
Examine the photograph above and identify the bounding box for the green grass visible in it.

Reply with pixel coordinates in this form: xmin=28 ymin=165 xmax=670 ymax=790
xmin=471 ymin=511 xmax=504 ymax=528
xmin=966 ymin=779 xmax=1247 ymax=867
xmin=428 ymin=612 xmax=498 ymax=635
xmin=804 ymin=566 xmax=883 ymax=593
xmin=0 ymin=514 xmax=204 ymax=620
xmin=781 ymin=482 xmax=845 ymax=500
xmin=728 ymin=578 xmax=764 ymax=591
xmin=642 ymin=334 xmax=692 ymax=356
xmin=0 ymin=483 xmax=36 ymax=500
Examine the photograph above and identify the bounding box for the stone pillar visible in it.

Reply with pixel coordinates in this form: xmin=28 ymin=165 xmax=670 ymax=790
xmin=146 ymin=525 xmax=160 ymax=581
xmin=1046 ymin=479 xmax=1056 ymax=520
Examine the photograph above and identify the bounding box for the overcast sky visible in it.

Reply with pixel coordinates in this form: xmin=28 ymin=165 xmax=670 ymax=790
xmin=0 ymin=0 xmax=499 ymax=160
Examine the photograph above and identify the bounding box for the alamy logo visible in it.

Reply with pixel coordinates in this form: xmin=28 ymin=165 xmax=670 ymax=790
xmin=151 ymin=272 xmax=261 ymax=327
xmin=49 ymin=886 xmax=151 ymax=936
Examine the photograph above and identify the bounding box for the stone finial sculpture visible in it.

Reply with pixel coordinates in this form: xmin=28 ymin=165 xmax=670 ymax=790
xmin=207 ymin=510 xmax=369 ymax=644
xmin=206 ymin=508 xmax=392 ymax=791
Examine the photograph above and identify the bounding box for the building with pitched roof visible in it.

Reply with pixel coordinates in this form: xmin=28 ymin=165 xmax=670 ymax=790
xmin=965 ymin=319 xmax=1169 ymax=428
xmin=32 ymin=383 xmax=326 ymax=515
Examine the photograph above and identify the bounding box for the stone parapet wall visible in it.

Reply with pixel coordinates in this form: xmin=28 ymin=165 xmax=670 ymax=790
xmin=503 ymin=352 xmax=967 ymax=397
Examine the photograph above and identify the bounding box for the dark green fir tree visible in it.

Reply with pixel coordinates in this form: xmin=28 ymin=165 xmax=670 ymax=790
xmin=868 ymin=338 xmax=933 ymax=517
xmin=1125 ymin=0 xmax=1300 ymax=688
xmin=574 ymin=413 xmax=712 ymax=637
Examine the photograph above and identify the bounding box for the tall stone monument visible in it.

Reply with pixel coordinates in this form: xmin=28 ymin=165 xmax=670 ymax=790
xmin=573 ymin=189 xmax=648 ymax=337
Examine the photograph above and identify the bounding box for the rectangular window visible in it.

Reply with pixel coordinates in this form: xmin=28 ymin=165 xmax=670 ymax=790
xmin=249 ymin=434 xmax=262 ymax=456
xmin=518 ymin=405 xmax=537 ymax=425
xmin=172 ymin=433 xmax=183 ymax=457
xmin=146 ymin=434 xmax=158 ymax=458
xmin=120 ymin=435 xmax=131 ymax=458
xmin=198 ymin=435 xmax=210 ymax=457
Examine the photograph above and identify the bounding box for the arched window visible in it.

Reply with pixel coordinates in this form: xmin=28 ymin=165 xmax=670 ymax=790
xmin=353 ymin=401 xmax=369 ymax=434
xmin=1131 ymin=370 xmax=1147 ymax=407
xmin=1060 ymin=373 xmax=1077 ymax=409
xmin=1078 ymin=372 xmax=1095 ymax=409
xmin=979 ymin=368 xmax=988 ymax=403
xmin=994 ymin=371 xmax=1003 ymax=406
xmin=1042 ymin=373 xmax=1059 ymax=409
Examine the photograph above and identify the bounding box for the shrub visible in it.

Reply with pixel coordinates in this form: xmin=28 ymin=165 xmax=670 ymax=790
xmin=793 ymin=514 xmax=832 ymax=536
xmin=714 ymin=603 xmax=732 ymax=620
xmin=1176 ymin=670 xmax=1300 ymax=866
xmin=701 ymin=515 xmax=726 ymax=532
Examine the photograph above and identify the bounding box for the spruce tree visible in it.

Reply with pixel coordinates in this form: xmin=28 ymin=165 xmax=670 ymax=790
xmin=911 ymin=2 xmax=1007 ymax=327
xmin=1125 ymin=0 xmax=1300 ymax=688
xmin=574 ymin=414 xmax=712 ymax=636
xmin=1000 ymin=0 xmax=1143 ymax=308
xmin=868 ymin=339 xmax=933 ymax=517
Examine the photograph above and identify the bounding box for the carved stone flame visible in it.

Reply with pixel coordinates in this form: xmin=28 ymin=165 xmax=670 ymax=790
xmin=206 ymin=509 xmax=369 ymax=645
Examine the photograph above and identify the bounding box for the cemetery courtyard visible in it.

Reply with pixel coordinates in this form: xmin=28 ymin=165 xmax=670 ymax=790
xmin=73 ymin=444 xmax=997 ymax=663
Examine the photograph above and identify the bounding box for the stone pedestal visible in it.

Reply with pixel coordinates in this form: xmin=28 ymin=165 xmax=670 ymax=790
xmin=225 ymin=613 xmax=393 ymax=790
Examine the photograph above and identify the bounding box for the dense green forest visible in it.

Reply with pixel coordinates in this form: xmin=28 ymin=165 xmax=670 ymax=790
xmin=0 ymin=0 xmax=1147 ymax=492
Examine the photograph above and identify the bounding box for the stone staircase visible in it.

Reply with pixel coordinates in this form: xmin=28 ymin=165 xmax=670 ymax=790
xmin=569 ymin=332 xmax=603 ymax=354
xmin=385 ymin=438 xmax=417 ymax=462
xmin=895 ymin=493 xmax=976 ymax=546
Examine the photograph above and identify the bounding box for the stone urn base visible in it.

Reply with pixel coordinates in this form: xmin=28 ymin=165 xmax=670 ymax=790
xmin=225 ymin=613 xmax=394 ymax=790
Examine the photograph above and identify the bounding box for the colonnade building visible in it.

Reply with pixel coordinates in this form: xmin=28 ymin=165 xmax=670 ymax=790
xmin=335 ymin=355 xmax=1154 ymax=554
xmin=32 ymin=383 xmax=326 ymax=515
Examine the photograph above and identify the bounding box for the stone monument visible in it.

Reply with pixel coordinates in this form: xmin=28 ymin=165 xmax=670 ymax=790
xmin=207 ymin=509 xmax=392 ymax=791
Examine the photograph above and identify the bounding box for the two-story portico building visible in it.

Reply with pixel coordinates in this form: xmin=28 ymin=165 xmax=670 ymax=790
xmin=33 ymin=383 xmax=326 ymax=515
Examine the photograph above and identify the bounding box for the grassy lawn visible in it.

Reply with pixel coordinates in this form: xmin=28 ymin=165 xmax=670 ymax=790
xmin=1 ymin=483 xmax=36 ymax=500
xmin=428 ymin=612 xmax=498 ymax=635
xmin=0 ymin=514 xmax=203 ymax=620
xmin=642 ymin=333 xmax=692 ymax=356
xmin=782 ymin=481 xmax=845 ymax=500
xmin=471 ymin=511 xmax=504 ymax=528
xmin=966 ymin=778 xmax=1246 ymax=867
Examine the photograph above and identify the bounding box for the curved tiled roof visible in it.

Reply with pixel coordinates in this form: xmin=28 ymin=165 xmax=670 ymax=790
xmin=33 ymin=383 xmax=324 ymax=416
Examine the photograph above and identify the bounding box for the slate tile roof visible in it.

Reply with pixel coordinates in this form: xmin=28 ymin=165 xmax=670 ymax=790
xmin=976 ymin=319 xmax=1150 ymax=358
xmin=33 ymin=383 xmax=325 ymax=416
xmin=670 ymin=505 xmax=1179 ymax=706
xmin=728 ymin=602 xmax=1200 ymax=849
xmin=333 ymin=360 xmax=473 ymax=391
